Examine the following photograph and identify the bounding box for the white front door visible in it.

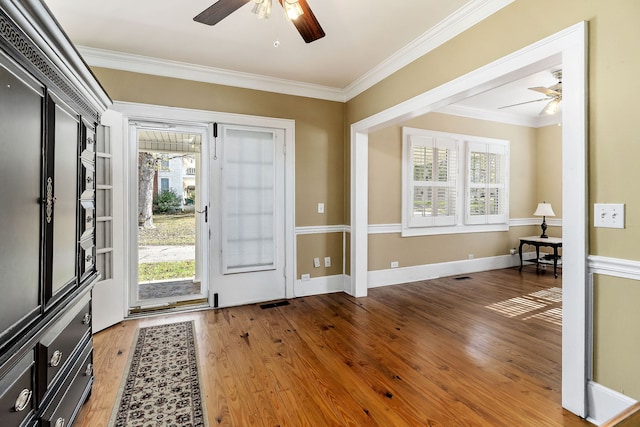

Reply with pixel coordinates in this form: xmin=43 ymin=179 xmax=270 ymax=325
xmin=211 ymin=124 xmax=286 ymax=307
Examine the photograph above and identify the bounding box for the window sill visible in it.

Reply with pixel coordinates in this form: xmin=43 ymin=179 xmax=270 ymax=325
xmin=401 ymin=223 xmax=509 ymax=237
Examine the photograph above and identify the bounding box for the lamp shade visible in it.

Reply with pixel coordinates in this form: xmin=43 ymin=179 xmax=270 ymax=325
xmin=533 ymin=202 xmax=555 ymax=217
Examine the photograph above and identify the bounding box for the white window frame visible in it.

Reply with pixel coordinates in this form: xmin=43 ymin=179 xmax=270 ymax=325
xmin=402 ymin=127 xmax=509 ymax=237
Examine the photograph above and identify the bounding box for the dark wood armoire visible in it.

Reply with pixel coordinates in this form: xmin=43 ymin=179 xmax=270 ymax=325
xmin=0 ymin=1 xmax=110 ymax=425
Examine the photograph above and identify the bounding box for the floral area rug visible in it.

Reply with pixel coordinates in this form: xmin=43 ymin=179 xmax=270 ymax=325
xmin=109 ymin=321 xmax=207 ymax=426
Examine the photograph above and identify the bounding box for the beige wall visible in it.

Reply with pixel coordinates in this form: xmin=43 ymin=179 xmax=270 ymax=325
xmin=92 ymin=68 xmax=346 ymax=281
xmin=347 ymin=0 xmax=640 ymax=401
xmin=593 ymin=274 xmax=640 ymax=399
xmin=536 ymin=125 xmax=563 ymax=218
xmin=92 ymin=68 xmax=346 ymax=228
xmin=367 ymin=112 xmax=560 ymax=269
xmin=296 ymin=233 xmax=343 ymax=279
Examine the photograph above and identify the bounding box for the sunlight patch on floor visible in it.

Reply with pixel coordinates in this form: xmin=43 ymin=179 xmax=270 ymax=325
xmin=524 ymin=307 xmax=563 ymax=326
xmin=486 ymin=297 xmax=546 ymax=317
xmin=485 ymin=287 xmax=563 ymax=326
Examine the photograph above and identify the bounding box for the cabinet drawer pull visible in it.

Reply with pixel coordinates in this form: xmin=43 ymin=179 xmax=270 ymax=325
xmin=14 ymin=388 xmax=32 ymax=412
xmin=50 ymin=350 xmax=63 ymax=367
xmin=82 ymin=312 xmax=92 ymax=325
xmin=85 ymin=363 xmax=93 ymax=376
xmin=54 ymin=417 xmax=65 ymax=427
xmin=87 ymin=137 xmax=94 ymax=145
xmin=85 ymin=254 xmax=93 ymax=262
xmin=86 ymin=215 xmax=93 ymax=223
xmin=86 ymin=176 xmax=94 ymax=184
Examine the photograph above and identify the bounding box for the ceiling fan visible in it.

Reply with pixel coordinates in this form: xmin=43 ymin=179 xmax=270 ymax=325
xmin=499 ymin=70 xmax=562 ymax=115
xmin=194 ymin=0 xmax=325 ymax=43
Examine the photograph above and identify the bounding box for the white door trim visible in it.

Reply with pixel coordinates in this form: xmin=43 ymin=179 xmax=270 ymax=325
xmin=127 ymin=122 xmax=210 ymax=308
xmin=111 ymin=101 xmax=296 ymax=311
xmin=350 ymin=22 xmax=589 ymax=416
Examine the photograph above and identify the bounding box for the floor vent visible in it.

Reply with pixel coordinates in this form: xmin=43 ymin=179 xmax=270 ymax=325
xmin=454 ymin=276 xmax=472 ymax=281
xmin=260 ymin=300 xmax=290 ymax=309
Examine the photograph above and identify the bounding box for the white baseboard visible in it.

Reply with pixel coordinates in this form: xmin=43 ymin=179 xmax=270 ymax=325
xmin=294 ymin=253 xmax=538 ymax=296
xmin=587 ymin=381 xmax=638 ymax=425
xmin=294 ymin=274 xmax=345 ymax=297
xmin=367 ymin=253 xmax=536 ymax=288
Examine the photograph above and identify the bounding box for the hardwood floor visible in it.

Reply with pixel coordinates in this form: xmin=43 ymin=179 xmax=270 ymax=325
xmin=75 ymin=267 xmax=591 ymax=426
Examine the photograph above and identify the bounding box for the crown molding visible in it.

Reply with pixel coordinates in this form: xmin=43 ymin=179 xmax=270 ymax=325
xmin=4 ymin=0 xmax=111 ymax=113
xmin=77 ymin=46 xmax=346 ymax=102
xmin=76 ymin=0 xmax=513 ymax=104
xmin=343 ymin=0 xmax=515 ymax=101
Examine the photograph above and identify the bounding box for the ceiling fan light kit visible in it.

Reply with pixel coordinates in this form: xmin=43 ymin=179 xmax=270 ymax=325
xmin=194 ymin=0 xmax=324 ymax=43
xmin=541 ymin=97 xmax=561 ymax=115
xmin=251 ymin=0 xmax=272 ymax=19
xmin=499 ymin=69 xmax=563 ymax=116
xmin=283 ymin=0 xmax=304 ymax=20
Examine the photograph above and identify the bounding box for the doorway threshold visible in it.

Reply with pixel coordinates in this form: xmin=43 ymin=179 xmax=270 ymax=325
xmin=129 ymin=297 xmax=209 ymax=317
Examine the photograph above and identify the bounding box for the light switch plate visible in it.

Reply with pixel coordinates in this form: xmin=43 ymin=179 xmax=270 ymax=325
xmin=594 ymin=203 xmax=625 ymax=228
xmin=317 ymin=203 xmax=325 ymax=214
xmin=313 ymin=257 xmax=320 ymax=268
xmin=324 ymin=256 xmax=331 ymax=267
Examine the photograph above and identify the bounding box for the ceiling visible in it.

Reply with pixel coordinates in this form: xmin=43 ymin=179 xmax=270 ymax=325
xmin=43 ymin=0 xmax=561 ymax=126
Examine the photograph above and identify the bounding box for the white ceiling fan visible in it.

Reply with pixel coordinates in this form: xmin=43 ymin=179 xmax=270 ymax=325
xmin=500 ymin=69 xmax=562 ymax=115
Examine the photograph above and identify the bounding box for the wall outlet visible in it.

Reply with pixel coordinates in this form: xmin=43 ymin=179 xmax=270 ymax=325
xmin=317 ymin=203 xmax=325 ymax=214
xmin=510 ymin=248 xmax=517 ymax=255
xmin=324 ymin=256 xmax=331 ymax=267
xmin=313 ymin=257 xmax=320 ymax=268
xmin=301 ymin=274 xmax=310 ymax=281
xmin=391 ymin=261 xmax=399 ymax=268
xmin=468 ymin=254 xmax=475 ymax=260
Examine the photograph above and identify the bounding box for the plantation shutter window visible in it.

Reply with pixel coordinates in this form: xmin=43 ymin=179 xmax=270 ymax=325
xmin=408 ymin=135 xmax=458 ymax=227
xmin=402 ymin=127 xmax=510 ymax=236
xmin=465 ymin=141 xmax=508 ymax=225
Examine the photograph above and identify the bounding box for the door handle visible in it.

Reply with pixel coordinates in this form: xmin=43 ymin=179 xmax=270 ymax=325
xmin=197 ymin=205 xmax=208 ymax=223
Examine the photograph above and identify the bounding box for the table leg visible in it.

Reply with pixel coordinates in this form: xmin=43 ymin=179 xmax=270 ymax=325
xmin=535 ymin=245 xmax=540 ymax=272
xmin=553 ymin=246 xmax=559 ymax=278
xmin=519 ymin=241 xmax=524 ymax=271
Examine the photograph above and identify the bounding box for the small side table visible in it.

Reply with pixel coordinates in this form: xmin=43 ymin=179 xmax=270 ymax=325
xmin=519 ymin=236 xmax=562 ymax=278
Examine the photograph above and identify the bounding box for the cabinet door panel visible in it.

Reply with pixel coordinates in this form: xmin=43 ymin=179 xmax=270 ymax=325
xmin=51 ymin=103 xmax=79 ymax=296
xmin=0 ymin=61 xmax=43 ymax=336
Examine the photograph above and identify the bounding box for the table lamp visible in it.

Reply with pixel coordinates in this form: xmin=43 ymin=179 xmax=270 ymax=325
xmin=533 ymin=202 xmax=555 ymax=238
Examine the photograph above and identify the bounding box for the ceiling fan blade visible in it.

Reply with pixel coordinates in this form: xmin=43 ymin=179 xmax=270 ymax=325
xmin=194 ymin=0 xmax=250 ymax=26
xmin=498 ymin=97 xmax=549 ymax=109
xmin=529 ymin=86 xmax=561 ymax=96
xmin=279 ymin=0 xmax=325 ymax=43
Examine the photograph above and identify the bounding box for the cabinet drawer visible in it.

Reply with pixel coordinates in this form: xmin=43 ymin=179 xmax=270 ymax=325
xmin=39 ymin=294 xmax=91 ymax=389
xmin=0 ymin=351 xmax=36 ymax=427
xmin=40 ymin=343 xmax=93 ymax=427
